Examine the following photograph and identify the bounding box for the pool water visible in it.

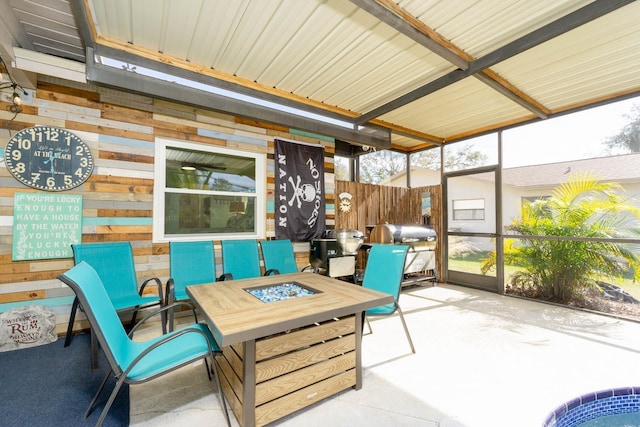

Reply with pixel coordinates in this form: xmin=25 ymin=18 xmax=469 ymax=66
xmin=578 ymin=412 xmax=640 ymax=426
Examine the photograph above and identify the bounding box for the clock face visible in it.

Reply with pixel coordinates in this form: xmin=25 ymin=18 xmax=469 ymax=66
xmin=4 ymin=126 xmax=94 ymax=191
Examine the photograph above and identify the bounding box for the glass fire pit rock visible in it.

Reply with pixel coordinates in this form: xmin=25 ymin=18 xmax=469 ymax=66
xmin=245 ymin=281 xmax=318 ymax=303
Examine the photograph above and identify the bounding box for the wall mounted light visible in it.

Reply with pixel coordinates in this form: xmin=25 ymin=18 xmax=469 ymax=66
xmin=12 ymin=90 xmax=22 ymax=106
xmin=0 ymin=55 xmax=27 ymax=115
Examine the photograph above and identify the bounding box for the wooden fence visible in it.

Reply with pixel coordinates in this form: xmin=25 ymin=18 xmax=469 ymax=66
xmin=335 ymin=181 xmax=443 ymax=280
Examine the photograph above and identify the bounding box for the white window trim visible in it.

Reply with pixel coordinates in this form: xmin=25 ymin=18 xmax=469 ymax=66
xmin=153 ymin=137 xmax=266 ymax=242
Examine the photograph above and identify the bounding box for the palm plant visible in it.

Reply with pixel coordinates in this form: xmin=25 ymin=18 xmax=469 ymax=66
xmin=482 ymin=172 xmax=640 ymax=302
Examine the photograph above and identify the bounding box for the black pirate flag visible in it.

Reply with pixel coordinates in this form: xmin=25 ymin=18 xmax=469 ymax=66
xmin=274 ymin=139 xmax=325 ymax=241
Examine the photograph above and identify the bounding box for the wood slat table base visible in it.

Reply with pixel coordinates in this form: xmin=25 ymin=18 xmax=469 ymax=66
xmin=215 ymin=316 xmax=358 ymax=427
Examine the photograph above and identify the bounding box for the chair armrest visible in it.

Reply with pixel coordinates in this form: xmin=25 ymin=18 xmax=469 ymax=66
xmin=264 ymin=268 xmax=280 ymax=276
xmin=218 ymin=273 xmax=233 ymax=281
xmin=165 ymin=278 xmax=175 ymax=306
xmin=140 ymin=277 xmax=164 ymax=303
xmin=128 ymin=301 xmax=198 ymax=337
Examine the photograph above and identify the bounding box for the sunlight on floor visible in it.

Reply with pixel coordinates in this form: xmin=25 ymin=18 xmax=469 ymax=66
xmin=128 ymin=284 xmax=640 ymax=427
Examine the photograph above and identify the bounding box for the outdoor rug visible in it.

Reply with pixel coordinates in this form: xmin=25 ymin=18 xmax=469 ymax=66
xmin=0 ymin=333 xmax=129 ymax=426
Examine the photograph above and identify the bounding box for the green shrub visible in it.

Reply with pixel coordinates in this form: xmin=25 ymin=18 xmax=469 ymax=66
xmin=482 ymin=172 xmax=640 ymax=302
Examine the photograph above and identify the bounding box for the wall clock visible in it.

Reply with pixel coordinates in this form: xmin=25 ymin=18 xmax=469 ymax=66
xmin=4 ymin=126 xmax=94 ymax=191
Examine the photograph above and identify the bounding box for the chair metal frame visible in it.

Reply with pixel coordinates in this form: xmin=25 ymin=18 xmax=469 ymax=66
xmin=362 ymin=244 xmax=416 ymax=353
xmin=58 ymin=261 xmax=231 ymax=427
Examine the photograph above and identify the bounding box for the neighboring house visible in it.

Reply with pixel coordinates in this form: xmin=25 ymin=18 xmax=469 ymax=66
xmin=501 ymin=153 xmax=640 ymax=228
xmin=386 ymin=153 xmax=640 ymax=235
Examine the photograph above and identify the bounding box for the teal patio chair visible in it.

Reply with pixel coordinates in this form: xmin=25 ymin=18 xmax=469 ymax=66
xmin=167 ymin=240 xmax=217 ymax=330
xmin=362 ymin=244 xmax=416 ymax=353
xmin=219 ymin=239 xmax=269 ymax=280
xmin=58 ymin=261 xmax=230 ymax=427
xmin=64 ymin=242 xmax=165 ymax=368
xmin=260 ymin=239 xmax=300 ymax=275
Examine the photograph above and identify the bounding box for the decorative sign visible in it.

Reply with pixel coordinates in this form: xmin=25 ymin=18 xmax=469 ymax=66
xmin=421 ymin=191 xmax=432 ymax=217
xmin=338 ymin=192 xmax=353 ymax=213
xmin=12 ymin=192 xmax=82 ymax=261
xmin=0 ymin=305 xmax=57 ymax=352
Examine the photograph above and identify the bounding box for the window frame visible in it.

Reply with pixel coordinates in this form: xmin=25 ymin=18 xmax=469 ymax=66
xmin=452 ymin=198 xmax=486 ymax=221
xmin=153 ymin=137 xmax=266 ymax=242
xmin=333 ymin=155 xmax=353 ymax=181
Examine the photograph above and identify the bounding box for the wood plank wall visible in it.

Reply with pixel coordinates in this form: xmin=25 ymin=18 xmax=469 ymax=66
xmin=0 ymin=76 xmax=337 ymax=334
xmin=334 ymin=181 xmax=443 ymax=280
xmin=0 ymin=75 xmax=442 ymax=336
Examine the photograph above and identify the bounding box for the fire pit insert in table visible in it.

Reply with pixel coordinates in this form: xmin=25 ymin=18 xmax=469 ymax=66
xmin=244 ymin=281 xmax=320 ymax=303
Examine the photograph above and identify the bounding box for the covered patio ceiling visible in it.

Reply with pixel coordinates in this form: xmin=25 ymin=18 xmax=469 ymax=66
xmin=1 ymin=0 xmax=640 ymax=152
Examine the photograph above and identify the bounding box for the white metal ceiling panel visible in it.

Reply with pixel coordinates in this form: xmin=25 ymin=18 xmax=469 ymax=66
xmin=6 ymin=0 xmax=639 ymax=150
xmin=391 ymin=133 xmax=431 ymax=149
xmin=286 ymin=5 xmax=455 ymax=112
xmin=492 ymin=1 xmax=640 ymax=110
xmin=230 ymin=1 xmax=324 ymax=82
xmin=205 ymin=1 xmax=284 ymax=74
xmin=89 ymin=0 xmax=133 ymax=42
xmin=87 ymin=0 xmax=459 ymax=113
xmin=380 ymin=77 xmax=532 ymax=138
xmin=398 ymin=0 xmax=595 ymax=58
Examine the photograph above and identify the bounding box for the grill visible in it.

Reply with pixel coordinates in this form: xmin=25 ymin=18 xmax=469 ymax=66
xmin=368 ymin=224 xmax=437 ymax=286
xmin=310 ymin=229 xmax=364 ymax=280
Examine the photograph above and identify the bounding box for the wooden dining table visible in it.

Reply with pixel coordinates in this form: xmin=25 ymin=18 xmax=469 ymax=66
xmin=186 ymin=272 xmax=393 ymax=427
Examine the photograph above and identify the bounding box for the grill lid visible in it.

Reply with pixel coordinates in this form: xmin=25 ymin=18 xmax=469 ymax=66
xmin=369 ymin=224 xmax=436 ymax=250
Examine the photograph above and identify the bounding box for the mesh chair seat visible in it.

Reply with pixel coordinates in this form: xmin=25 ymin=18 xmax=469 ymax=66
xmin=366 ymin=302 xmax=397 ymax=316
xmin=260 ymin=239 xmax=299 ymax=275
xmin=167 ymin=241 xmax=217 ymax=330
xmin=123 ymin=323 xmax=214 ymax=381
xmin=220 ymin=239 xmax=262 ymax=280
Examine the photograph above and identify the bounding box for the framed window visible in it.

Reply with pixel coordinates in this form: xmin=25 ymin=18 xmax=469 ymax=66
xmin=453 ymin=199 xmax=485 ymax=220
xmin=153 ymin=138 xmax=266 ymax=242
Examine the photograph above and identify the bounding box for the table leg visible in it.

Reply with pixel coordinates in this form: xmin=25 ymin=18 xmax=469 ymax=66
xmin=355 ymin=312 xmax=363 ymax=390
xmin=242 ymin=339 xmax=256 ymax=427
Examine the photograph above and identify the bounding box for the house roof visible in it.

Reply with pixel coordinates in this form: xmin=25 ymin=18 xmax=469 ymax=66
xmin=1 ymin=1 xmax=640 ymax=152
xmin=502 ymin=152 xmax=640 ymax=188
xmin=391 ymin=152 xmax=640 ymax=190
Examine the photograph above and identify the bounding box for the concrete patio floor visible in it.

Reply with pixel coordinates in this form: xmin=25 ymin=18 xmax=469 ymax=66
xmin=129 ymin=283 xmax=640 ymax=427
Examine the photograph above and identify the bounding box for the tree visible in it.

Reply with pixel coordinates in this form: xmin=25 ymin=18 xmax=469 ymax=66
xmin=411 ymin=143 xmax=488 ymax=171
xmin=358 ymin=143 xmax=487 ymax=184
xmin=481 ymin=172 xmax=640 ymax=302
xmin=334 ymin=156 xmax=351 ymax=181
xmin=359 ymin=150 xmax=406 ymax=184
xmin=604 ymin=104 xmax=640 ymax=153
